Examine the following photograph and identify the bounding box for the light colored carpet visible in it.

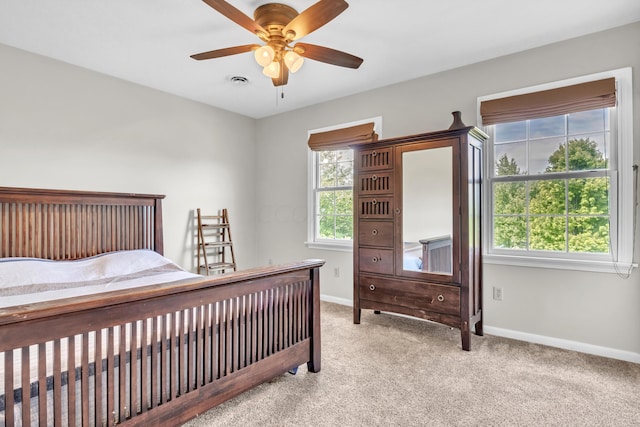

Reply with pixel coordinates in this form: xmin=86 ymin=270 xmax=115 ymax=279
xmin=183 ymin=302 xmax=640 ymax=426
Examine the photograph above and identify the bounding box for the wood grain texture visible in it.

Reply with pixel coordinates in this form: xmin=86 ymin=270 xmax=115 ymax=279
xmin=352 ymin=126 xmax=487 ymax=350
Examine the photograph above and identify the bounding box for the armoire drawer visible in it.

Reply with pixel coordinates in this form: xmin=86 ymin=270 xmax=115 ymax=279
xmin=358 ymin=197 xmax=394 ymax=219
xmin=358 ymin=172 xmax=394 ymax=195
xmin=358 ymin=248 xmax=393 ymax=275
xmin=359 ymin=275 xmax=460 ymax=316
xmin=358 ymin=221 xmax=393 ymax=247
xmin=357 ymin=147 xmax=393 ymax=171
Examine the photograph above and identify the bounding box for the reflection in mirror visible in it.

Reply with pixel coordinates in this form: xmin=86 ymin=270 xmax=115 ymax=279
xmin=402 ymin=147 xmax=453 ymax=275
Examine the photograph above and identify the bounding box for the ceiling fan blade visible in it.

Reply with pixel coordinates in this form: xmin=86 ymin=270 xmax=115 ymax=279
xmin=272 ymin=60 xmax=289 ymax=86
xmin=295 ymin=43 xmax=363 ymax=69
xmin=202 ymin=0 xmax=267 ymax=37
xmin=282 ymin=0 xmax=348 ymax=41
xmin=190 ymin=44 xmax=260 ymax=60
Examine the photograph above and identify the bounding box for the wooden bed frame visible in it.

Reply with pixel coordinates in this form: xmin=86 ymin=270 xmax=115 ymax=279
xmin=0 ymin=186 xmax=324 ymax=426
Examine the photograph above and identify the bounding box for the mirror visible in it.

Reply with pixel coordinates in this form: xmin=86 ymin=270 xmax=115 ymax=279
xmin=402 ymin=147 xmax=453 ymax=275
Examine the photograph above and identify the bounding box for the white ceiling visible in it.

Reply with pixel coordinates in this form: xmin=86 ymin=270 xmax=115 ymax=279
xmin=2 ymin=0 xmax=639 ymax=119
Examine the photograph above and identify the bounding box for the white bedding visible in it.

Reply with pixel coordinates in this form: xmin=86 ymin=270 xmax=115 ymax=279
xmin=0 ymin=249 xmax=201 ymax=309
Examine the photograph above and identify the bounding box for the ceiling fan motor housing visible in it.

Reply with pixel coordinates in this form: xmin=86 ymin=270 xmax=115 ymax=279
xmin=254 ymin=3 xmax=298 ymax=38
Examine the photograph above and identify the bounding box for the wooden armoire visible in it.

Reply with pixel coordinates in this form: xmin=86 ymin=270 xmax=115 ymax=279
xmin=352 ymin=113 xmax=487 ymax=350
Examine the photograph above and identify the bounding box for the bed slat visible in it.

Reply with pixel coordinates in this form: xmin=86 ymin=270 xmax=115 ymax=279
xmin=4 ymin=350 xmax=15 ymax=426
xmin=160 ymin=314 xmax=168 ymax=404
xmin=81 ymin=333 xmax=89 ymax=426
xmin=21 ymin=347 xmax=29 ymax=425
xmin=38 ymin=342 xmax=47 ymax=425
xmin=140 ymin=319 xmax=148 ymax=415
xmin=187 ymin=308 xmax=194 ymax=392
xmin=196 ymin=305 xmax=204 ymax=389
xmin=53 ymin=339 xmax=62 ymax=426
xmin=169 ymin=312 xmax=177 ymax=402
xmin=204 ymin=305 xmax=212 ymax=384
xmin=67 ymin=336 xmax=75 ymax=426
xmin=130 ymin=321 xmax=138 ymax=418
xmin=150 ymin=318 xmax=158 ymax=410
xmin=95 ymin=331 xmax=103 ymax=426
xmin=107 ymin=327 xmax=115 ymax=425
xmin=119 ymin=325 xmax=127 ymax=421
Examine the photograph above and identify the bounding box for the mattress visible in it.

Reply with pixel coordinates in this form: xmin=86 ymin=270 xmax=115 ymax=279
xmin=0 ymin=249 xmax=201 ymax=309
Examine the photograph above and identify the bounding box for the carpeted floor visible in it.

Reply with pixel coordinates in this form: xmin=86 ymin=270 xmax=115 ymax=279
xmin=183 ymin=302 xmax=640 ymax=426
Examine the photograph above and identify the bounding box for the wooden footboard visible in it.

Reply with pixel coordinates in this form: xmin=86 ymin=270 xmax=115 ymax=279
xmin=0 ymin=259 xmax=324 ymax=426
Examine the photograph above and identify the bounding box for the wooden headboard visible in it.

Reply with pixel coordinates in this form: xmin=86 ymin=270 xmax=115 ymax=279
xmin=0 ymin=186 xmax=165 ymax=259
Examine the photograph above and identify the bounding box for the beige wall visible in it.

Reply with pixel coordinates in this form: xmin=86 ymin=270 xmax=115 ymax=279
xmin=255 ymin=22 xmax=640 ymax=360
xmin=0 ymin=44 xmax=258 ymax=269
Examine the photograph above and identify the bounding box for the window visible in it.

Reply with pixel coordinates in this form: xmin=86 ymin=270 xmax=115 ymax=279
xmin=314 ymin=149 xmax=354 ymax=242
xmin=490 ymin=109 xmax=611 ymax=253
xmin=479 ymin=68 xmax=635 ymax=273
xmin=306 ymin=118 xmax=382 ymax=250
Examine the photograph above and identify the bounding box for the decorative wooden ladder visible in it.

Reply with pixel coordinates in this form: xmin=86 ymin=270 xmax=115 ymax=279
xmin=196 ymin=208 xmax=237 ymax=275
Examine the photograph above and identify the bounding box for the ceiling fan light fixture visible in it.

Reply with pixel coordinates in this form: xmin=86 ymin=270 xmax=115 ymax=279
xmin=284 ymin=50 xmax=304 ymax=73
xmin=254 ymin=45 xmax=275 ymax=67
xmin=262 ymin=61 xmax=281 ymax=78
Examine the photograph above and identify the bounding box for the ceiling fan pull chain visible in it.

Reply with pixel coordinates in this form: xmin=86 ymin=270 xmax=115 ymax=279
xmin=274 ymin=86 xmax=285 ymax=106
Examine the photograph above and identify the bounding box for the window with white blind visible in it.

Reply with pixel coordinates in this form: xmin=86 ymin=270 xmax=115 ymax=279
xmin=478 ymin=68 xmax=635 ymax=274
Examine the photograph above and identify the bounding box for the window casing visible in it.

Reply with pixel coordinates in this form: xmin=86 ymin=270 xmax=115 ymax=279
xmin=479 ymin=68 xmax=635 ymax=273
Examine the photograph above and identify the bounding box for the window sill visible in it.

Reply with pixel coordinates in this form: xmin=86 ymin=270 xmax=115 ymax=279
xmin=305 ymin=241 xmax=353 ymax=252
xmin=484 ymin=253 xmax=637 ymax=275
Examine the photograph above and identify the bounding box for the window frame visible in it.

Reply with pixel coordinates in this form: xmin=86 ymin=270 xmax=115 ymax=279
xmin=306 ymin=117 xmax=382 ymax=251
xmin=478 ymin=68 xmax=635 ymax=273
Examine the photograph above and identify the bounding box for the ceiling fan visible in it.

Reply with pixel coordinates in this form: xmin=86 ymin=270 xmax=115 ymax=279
xmin=191 ymin=0 xmax=363 ymax=86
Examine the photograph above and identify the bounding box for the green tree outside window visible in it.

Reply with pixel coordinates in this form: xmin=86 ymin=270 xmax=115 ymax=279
xmin=316 ymin=150 xmax=353 ymax=240
xmin=493 ymin=136 xmax=610 ymax=254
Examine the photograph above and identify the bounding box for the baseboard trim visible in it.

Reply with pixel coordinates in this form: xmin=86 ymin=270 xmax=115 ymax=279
xmin=483 ymin=326 xmax=640 ymax=364
xmin=320 ymin=294 xmax=352 ymax=306
xmin=320 ymin=294 xmax=640 ymax=364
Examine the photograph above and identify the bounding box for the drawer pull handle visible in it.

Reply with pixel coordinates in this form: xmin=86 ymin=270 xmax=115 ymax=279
xmin=372 ymin=199 xmax=378 ymax=205
xmin=372 ymin=256 xmax=380 ymax=263
xmin=372 ymin=151 xmax=377 ymax=157
xmin=369 ymin=284 xmax=376 ymax=291
xmin=437 ymin=294 xmax=445 ymax=302
xmin=371 ymin=229 xmax=378 ymax=236
xmin=394 ymin=208 xmax=401 ymax=214
xmin=372 ymin=175 xmax=378 ymax=181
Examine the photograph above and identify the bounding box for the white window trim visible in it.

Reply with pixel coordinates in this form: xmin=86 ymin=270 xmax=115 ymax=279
xmin=477 ymin=68 xmax=636 ymax=274
xmin=305 ymin=117 xmax=383 ymax=251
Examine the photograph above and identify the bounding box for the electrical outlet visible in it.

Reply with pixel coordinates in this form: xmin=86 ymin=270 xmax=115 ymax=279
xmin=493 ymin=286 xmax=503 ymax=301
xmin=334 ymin=267 xmax=340 ymax=278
